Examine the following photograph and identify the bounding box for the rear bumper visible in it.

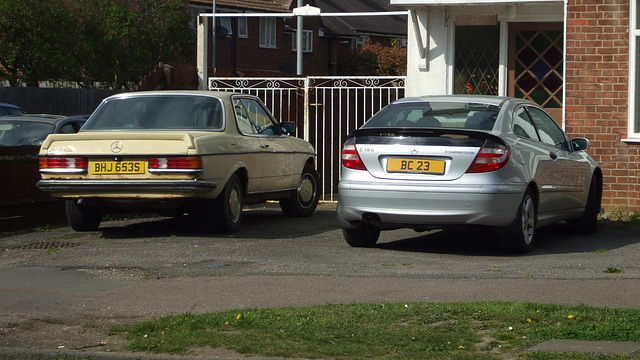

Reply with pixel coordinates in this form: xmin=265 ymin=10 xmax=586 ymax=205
xmin=336 ymin=180 xmax=525 ymax=230
xmin=37 ymin=179 xmax=216 ymax=197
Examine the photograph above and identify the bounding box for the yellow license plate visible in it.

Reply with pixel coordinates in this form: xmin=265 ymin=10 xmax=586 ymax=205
xmin=90 ymin=161 xmax=145 ymax=174
xmin=387 ymin=158 xmax=445 ymax=174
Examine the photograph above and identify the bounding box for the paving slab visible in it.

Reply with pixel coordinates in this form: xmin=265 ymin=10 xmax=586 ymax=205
xmin=525 ymin=339 xmax=640 ymax=355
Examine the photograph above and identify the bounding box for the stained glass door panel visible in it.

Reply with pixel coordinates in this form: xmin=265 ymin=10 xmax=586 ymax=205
xmin=509 ymin=23 xmax=564 ymax=122
xmin=454 ymin=26 xmax=500 ymax=95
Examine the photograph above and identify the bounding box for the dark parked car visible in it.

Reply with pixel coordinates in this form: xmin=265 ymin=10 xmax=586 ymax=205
xmin=0 ymin=100 xmax=26 ymax=116
xmin=0 ymin=115 xmax=87 ymax=147
xmin=336 ymin=95 xmax=602 ymax=253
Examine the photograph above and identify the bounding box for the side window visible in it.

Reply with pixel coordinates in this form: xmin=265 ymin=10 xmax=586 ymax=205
xmin=58 ymin=123 xmax=77 ymax=134
xmin=527 ymin=107 xmax=569 ymax=150
xmin=233 ymin=99 xmax=255 ymax=134
xmin=513 ymin=107 xmax=539 ymax=141
xmin=233 ymin=97 xmax=278 ymax=135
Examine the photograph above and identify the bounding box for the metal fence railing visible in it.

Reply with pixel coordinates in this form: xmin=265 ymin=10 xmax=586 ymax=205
xmin=209 ymin=76 xmax=406 ymax=201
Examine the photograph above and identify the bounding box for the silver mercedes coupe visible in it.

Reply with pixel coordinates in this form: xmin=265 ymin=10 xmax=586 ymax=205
xmin=336 ymin=95 xmax=602 ymax=253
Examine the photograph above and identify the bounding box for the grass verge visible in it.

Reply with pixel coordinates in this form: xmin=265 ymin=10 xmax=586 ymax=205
xmin=115 ymin=301 xmax=640 ymax=359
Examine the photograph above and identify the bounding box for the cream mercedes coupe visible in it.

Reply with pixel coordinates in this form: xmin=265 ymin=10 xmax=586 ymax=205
xmin=38 ymin=91 xmax=320 ymax=233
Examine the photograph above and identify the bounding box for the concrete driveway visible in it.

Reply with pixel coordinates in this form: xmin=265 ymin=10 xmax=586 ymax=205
xmin=1 ymin=202 xmax=640 ymax=358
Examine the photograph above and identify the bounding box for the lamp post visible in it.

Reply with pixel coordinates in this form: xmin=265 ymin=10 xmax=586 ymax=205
xmin=296 ymin=0 xmax=303 ymax=75
xmin=212 ymin=0 xmax=216 ymax=75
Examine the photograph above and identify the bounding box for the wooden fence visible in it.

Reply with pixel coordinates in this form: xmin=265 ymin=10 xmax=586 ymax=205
xmin=0 ymin=87 xmax=122 ymax=115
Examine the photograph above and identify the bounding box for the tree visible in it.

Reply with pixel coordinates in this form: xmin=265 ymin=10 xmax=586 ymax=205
xmin=0 ymin=0 xmax=75 ymax=86
xmin=0 ymin=0 xmax=193 ymax=89
xmin=67 ymin=0 xmax=194 ymax=89
xmin=339 ymin=40 xmax=407 ymax=76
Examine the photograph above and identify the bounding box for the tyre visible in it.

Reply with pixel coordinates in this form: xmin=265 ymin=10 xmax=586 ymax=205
xmin=65 ymin=199 xmax=102 ymax=231
xmin=279 ymin=163 xmax=320 ymax=217
xmin=573 ymin=176 xmax=601 ymax=234
xmin=501 ymin=188 xmax=536 ymax=253
xmin=343 ymin=224 xmax=380 ymax=248
xmin=215 ymin=174 xmax=243 ymax=233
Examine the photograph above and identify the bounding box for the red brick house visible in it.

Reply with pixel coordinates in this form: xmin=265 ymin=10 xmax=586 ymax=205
xmin=191 ymin=0 xmax=407 ymax=77
xmin=393 ymin=0 xmax=639 ymax=213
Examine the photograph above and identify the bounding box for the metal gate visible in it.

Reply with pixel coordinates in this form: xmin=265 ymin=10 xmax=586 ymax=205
xmin=209 ymin=76 xmax=406 ymax=201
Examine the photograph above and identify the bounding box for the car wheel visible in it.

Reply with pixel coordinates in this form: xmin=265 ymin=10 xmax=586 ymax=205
xmin=343 ymin=224 xmax=380 ymax=248
xmin=65 ymin=199 xmax=102 ymax=231
xmin=279 ymin=163 xmax=320 ymax=217
xmin=215 ymin=174 xmax=243 ymax=233
xmin=501 ymin=188 xmax=536 ymax=253
xmin=573 ymin=176 xmax=601 ymax=234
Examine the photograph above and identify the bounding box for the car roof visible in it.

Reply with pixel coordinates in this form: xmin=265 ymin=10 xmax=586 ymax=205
xmin=0 ymin=100 xmax=23 ymax=109
xmin=392 ymin=95 xmax=530 ymax=107
xmin=102 ymin=90 xmax=249 ymax=101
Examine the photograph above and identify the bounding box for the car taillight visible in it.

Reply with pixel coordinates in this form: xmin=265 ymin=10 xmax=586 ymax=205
xmin=466 ymin=140 xmax=510 ymax=173
xmin=341 ymin=138 xmax=367 ymax=170
xmin=148 ymin=156 xmax=202 ymax=170
xmin=39 ymin=157 xmax=87 ymax=170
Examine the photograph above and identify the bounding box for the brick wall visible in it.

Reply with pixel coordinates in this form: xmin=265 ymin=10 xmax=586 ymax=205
xmin=565 ymin=0 xmax=640 ymax=212
xmin=206 ymin=16 xmax=332 ymax=76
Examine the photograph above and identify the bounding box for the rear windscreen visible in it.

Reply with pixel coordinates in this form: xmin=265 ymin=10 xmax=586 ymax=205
xmin=84 ymin=95 xmax=224 ymax=131
xmin=363 ymin=101 xmax=500 ymax=131
xmin=0 ymin=121 xmax=55 ymax=146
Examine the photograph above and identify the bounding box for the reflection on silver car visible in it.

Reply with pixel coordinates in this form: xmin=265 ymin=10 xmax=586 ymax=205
xmin=336 ymin=95 xmax=602 ymax=252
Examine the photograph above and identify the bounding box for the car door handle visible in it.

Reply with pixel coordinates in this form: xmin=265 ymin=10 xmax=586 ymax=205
xmin=549 ymin=151 xmax=558 ymax=160
xmin=261 ymin=144 xmax=269 ymax=149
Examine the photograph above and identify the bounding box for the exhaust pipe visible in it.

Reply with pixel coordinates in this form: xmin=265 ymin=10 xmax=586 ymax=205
xmin=362 ymin=213 xmax=381 ymax=223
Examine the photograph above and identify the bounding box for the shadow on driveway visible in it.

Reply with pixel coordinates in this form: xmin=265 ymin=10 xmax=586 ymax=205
xmin=374 ymin=220 xmax=640 ymax=256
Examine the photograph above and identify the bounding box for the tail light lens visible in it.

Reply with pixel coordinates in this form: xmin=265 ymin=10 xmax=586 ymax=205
xmin=39 ymin=157 xmax=87 ymax=172
xmin=341 ymin=138 xmax=367 ymax=170
xmin=149 ymin=156 xmax=202 ymax=171
xmin=466 ymin=140 xmax=510 ymax=173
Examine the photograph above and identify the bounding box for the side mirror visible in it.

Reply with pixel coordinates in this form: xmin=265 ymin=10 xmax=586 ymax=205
xmin=572 ymin=138 xmax=590 ymax=151
xmin=280 ymin=121 xmax=296 ymax=135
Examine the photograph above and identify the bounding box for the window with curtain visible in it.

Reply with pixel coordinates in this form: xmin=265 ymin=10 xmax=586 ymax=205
xmin=260 ymin=17 xmax=277 ymax=48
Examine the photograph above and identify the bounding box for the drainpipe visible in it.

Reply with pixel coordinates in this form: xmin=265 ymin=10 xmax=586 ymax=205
xmin=562 ymin=0 xmax=568 ymax=130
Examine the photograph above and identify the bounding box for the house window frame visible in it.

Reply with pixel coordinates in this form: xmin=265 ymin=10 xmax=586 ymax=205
xmin=238 ymin=17 xmax=248 ymax=38
xmin=220 ymin=17 xmax=233 ymax=36
xmin=628 ymin=0 xmax=640 ymax=141
xmin=260 ymin=17 xmax=277 ymax=48
xmin=292 ymin=29 xmax=313 ymax=53
xmin=352 ymin=35 xmax=370 ymax=50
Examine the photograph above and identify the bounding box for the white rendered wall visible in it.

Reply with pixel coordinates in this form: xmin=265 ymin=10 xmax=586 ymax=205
xmin=404 ymin=3 xmax=564 ymax=97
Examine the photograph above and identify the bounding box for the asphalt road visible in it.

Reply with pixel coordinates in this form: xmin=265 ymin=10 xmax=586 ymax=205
xmin=1 ymin=202 xmax=640 ymax=358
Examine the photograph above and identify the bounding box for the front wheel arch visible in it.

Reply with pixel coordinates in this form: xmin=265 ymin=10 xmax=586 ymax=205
xmin=572 ymin=170 xmax=603 ymax=234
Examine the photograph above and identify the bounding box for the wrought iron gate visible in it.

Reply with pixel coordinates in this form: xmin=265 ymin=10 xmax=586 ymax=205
xmin=209 ymin=76 xmax=406 ymax=201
